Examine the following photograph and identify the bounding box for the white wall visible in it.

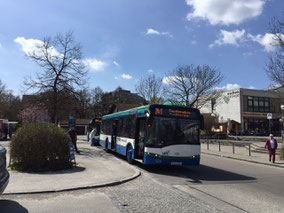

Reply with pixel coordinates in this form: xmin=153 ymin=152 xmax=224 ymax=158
xmin=216 ymin=89 xmax=242 ymax=123
xmin=200 ymin=89 xmax=242 ymax=123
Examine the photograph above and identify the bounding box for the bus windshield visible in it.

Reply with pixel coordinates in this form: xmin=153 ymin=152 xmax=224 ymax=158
xmin=146 ymin=117 xmax=200 ymax=147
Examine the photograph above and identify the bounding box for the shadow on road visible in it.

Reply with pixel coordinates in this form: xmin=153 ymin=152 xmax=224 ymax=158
xmin=0 ymin=200 xmax=28 ymax=213
xmin=136 ymin=163 xmax=256 ymax=184
xmin=92 ymin=145 xmax=256 ymax=184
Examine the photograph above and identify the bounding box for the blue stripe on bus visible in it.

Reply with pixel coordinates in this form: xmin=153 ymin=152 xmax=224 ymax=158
xmin=100 ymin=138 xmax=198 ymax=165
xmin=99 ymin=139 xmax=134 ymax=159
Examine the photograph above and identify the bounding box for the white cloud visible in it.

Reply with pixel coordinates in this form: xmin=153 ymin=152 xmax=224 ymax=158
xmin=146 ymin=29 xmax=160 ymax=35
xmin=114 ymin=76 xmax=119 ymax=80
xmin=215 ymin=83 xmax=241 ymax=91
xmin=210 ymin=29 xmax=246 ymax=48
xmin=163 ymin=76 xmax=198 ymax=84
xmin=14 ymin=37 xmax=62 ymax=58
xmin=14 ymin=37 xmax=43 ymax=54
xmin=121 ymin=74 xmax=132 ymax=79
xmin=186 ymin=0 xmax=265 ymax=25
xmin=145 ymin=28 xmax=172 ymax=37
xmin=162 ymin=76 xmax=175 ymax=84
xmin=83 ymin=58 xmax=106 ymax=72
xmin=113 ymin=61 xmax=120 ymax=67
xmin=147 ymin=69 xmax=153 ymax=73
xmin=247 ymin=33 xmax=283 ymax=52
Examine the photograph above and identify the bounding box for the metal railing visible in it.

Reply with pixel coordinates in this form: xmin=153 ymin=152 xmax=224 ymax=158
xmin=201 ymin=139 xmax=252 ymax=156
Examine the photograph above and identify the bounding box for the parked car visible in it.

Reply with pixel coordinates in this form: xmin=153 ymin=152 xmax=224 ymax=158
xmin=0 ymin=145 xmax=9 ymax=194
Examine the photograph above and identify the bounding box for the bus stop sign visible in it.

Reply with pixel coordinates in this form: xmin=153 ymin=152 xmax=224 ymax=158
xmin=267 ymin=113 xmax=272 ymax=119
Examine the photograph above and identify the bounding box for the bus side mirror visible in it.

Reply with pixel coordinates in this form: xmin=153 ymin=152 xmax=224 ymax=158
xmin=200 ymin=115 xmax=204 ymax=130
xmin=145 ymin=110 xmax=150 ymax=118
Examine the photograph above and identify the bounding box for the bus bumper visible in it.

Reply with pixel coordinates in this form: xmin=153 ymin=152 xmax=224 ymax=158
xmin=143 ymin=153 xmax=200 ymax=166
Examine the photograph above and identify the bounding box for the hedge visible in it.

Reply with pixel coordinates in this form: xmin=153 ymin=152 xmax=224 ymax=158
xmin=10 ymin=123 xmax=72 ymax=172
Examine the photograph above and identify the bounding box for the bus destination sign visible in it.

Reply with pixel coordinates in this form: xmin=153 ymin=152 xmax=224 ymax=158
xmin=154 ymin=108 xmax=191 ymax=118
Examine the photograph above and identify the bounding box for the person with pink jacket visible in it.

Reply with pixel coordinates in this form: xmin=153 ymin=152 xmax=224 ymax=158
xmin=264 ymin=134 xmax=278 ymax=163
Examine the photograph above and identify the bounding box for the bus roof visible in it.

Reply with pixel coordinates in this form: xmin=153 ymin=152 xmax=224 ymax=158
xmin=102 ymin=103 xmax=200 ymax=120
xmin=102 ymin=105 xmax=150 ymax=120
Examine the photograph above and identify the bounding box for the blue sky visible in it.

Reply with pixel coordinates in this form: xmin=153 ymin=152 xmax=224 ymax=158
xmin=0 ymin=0 xmax=283 ymax=95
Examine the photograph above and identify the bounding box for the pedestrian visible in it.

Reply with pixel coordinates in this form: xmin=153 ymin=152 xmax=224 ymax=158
xmin=264 ymin=134 xmax=278 ymax=163
xmin=68 ymin=125 xmax=80 ymax=154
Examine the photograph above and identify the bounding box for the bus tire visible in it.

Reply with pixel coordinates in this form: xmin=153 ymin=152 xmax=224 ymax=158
xmin=126 ymin=145 xmax=133 ymax=164
xmin=105 ymin=138 xmax=110 ymax=153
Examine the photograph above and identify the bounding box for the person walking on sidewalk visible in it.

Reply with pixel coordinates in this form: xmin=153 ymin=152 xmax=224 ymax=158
xmin=264 ymin=134 xmax=278 ymax=163
xmin=68 ymin=125 xmax=80 ymax=154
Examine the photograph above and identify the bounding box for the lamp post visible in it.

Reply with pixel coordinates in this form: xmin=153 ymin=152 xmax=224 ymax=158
xmin=281 ymin=105 xmax=284 ymax=129
xmin=280 ymin=105 xmax=284 ymax=145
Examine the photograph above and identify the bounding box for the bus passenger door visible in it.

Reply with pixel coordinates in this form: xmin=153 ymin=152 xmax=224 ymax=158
xmin=135 ymin=118 xmax=146 ymax=159
xmin=111 ymin=120 xmax=118 ymax=149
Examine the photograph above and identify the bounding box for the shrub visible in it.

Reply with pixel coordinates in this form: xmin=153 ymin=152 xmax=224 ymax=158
xmin=10 ymin=123 xmax=72 ymax=172
xmin=280 ymin=147 xmax=284 ymax=161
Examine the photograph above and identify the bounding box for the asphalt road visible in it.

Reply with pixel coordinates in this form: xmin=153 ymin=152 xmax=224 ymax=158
xmin=1 ymin=144 xmax=284 ymax=213
xmin=139 ymin=154 xmax=284 ymax=213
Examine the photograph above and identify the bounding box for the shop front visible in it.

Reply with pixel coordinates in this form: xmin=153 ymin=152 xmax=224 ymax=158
xmin=243 ymin=112 xmax=281 ymax=136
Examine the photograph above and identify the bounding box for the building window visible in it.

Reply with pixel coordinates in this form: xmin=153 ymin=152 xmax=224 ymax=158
xmin=247 ymin=96 xmax=270 ymax=112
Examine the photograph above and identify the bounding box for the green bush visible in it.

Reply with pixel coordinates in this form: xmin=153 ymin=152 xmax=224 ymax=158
xmin=10 ymin=123 xmax=72 ymax=172
xmin=280 ymin=147 xmax=284 ymax=161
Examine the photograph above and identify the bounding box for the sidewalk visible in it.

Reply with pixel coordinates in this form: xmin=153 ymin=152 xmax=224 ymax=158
xmin=201 ymin=143 xmax=284 ymax=168
xmin=2 ymin=136 xmax=140 ymax=195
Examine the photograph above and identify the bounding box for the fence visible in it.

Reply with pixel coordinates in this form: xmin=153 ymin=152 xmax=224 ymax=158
xmin=201 ymin=139 xmax=252 ymax=156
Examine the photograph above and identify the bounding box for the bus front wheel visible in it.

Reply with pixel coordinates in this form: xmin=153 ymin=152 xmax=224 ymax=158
xmin=126 ymin=146 xmax=133 ymax=164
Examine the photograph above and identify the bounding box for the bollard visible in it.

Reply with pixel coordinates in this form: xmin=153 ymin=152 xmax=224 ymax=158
xmin=249 ymin=144 xmax=251 ymax=156
xmin=219 ymin=142 xmax=221 ymax=152
xmin=233 ymin=143 xmax=235 ymax=154
xmin=207 ymin=140 xmax=209 ymax=150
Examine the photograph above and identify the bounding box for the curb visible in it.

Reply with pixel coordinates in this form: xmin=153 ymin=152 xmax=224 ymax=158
xmin=3 ymin=168 xmax=141 ymax=196
xmin=202 ymin=152 xmax=284 ymax=169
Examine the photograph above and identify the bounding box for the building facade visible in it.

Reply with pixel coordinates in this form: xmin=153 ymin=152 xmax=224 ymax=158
xmin=200 ymin=88 xmax=284 ymax=136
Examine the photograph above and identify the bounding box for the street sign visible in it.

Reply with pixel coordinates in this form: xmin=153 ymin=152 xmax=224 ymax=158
xmin=69 ymin=142 xmax=76 ymax=164
xmin=267 ymin=113 xmax=272 ymax=119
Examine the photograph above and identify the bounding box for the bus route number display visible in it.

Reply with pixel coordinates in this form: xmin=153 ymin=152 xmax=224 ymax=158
xmin=155 ymin=108 xmax=191 ymax=118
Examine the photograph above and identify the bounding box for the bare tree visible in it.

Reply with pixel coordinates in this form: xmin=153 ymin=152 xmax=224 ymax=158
xmin=164 ymin=65 xmax=224 ymax=108
xmin=135 ymin=74 xmax=164 ymax=104
xmin=0 ymin=79 xmax=22 ymax=121
xmin=74 ymin=88 xmax=93 ymax=118
xmin=23 ymin=31 xmax=87 ymax=123
xmin=266 ymin=14 xmax=284 ymax=85
xmin=91 ymin=87 xmax=104 ymax=117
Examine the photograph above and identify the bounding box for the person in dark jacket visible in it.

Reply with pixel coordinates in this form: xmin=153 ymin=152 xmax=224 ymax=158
xmin=68 ymin=125 xmax=80 ymax=154
xmin=264 ymin=134 xmax=278 ymax=163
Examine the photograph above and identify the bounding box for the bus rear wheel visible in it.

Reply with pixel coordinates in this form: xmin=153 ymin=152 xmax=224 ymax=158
xmin=126 ymin=146 xmax=133 ymax=164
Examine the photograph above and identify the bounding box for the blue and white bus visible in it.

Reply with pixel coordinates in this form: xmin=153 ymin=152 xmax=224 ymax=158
xmin=99 ymin=103 xmax=204 ymax=165
xmin=88 ymin=118 xmax=101 ymax=145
